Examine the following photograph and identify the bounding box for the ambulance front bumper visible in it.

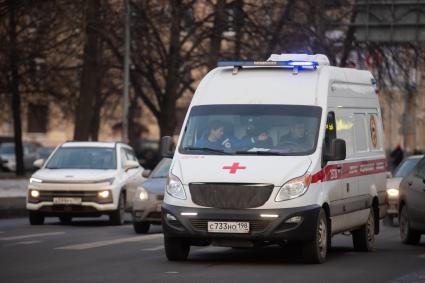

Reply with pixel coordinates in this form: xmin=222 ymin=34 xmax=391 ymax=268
xmin=161 ymin=203 xmax=321 ymax=244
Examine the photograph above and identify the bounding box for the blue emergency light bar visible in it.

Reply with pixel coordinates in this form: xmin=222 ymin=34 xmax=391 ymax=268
xmin=217 ymin=60 xmax=319 ymax=75
xmin=217 ymin=60 xmax=319 ymax=69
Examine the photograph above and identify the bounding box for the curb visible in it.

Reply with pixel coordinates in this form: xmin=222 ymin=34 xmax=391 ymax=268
xmin=0 ymin=197 xmax=27 ymax=219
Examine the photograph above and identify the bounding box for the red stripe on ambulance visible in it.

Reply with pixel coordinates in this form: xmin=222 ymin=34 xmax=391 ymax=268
xmin=311 ymin=159 xmax=386 ymax=183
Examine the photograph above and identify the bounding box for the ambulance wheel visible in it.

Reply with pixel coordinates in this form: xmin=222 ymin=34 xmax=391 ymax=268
xmin=352 ymin=208 xmax=375 ymax=252
xmin=302 ymin=208 xmax=327 ymax=264
xmin=164 ymin=237 xmax=190 ymax=261
xmin=29 ymin=211 xmax=45 ymax=225
xmin=133 ymin=222 xmax=150 ymax=234
xmin=400 ymin=205 xmax=421 ymax=245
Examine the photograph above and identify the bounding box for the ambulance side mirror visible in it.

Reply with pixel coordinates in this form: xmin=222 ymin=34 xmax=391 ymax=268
xmin=161 ymin=136 xmax=174 ymax=158
xmin=324 ymin=139 xmax=346 ymax=162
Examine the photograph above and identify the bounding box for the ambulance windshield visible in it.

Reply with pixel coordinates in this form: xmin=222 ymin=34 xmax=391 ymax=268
xmin=180 ymin=104 xmax=322 ymax=156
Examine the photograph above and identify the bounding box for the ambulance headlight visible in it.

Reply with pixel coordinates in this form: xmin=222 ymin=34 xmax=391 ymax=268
xmin=166 ymin=173 xmax=186 ymax=200
xmin=275 ymin=174 xmax=312 ymax=202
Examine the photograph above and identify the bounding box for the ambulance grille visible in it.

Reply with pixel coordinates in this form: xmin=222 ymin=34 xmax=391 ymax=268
xmin=188 ymin=183 xmax=274 ymax=209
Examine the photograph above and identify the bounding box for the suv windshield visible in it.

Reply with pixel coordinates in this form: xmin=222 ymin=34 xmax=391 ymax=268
xmin=394 ymin=157 xmax=422 ymax=177
xmin=150 ymin=158 xmax=172 ymax=178
xmin=46 ymin=147 xmax=117 ymax=170
xmin=180 ymin=104 xmax=322 ymax=156
xmin=0 ymin=143 xmax=14 ymax=154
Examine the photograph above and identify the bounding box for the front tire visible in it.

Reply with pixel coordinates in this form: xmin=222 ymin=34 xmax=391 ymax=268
xmin=133 ymin=221 xmax=150 ymax=234
xmin=109 ymin=192 xmax=125 ymax=225
xmin=400 ymin=205 xmax=421 ymax=245
xmin=164 ymin=237 xmax=190 ymax=261
xmin=29 ymin=211 xmax=45 ymax=225
xmin=352 ymin=208 xmax=375 ymax=252
xmin=302 ymin=208 xmax=328 ymax=264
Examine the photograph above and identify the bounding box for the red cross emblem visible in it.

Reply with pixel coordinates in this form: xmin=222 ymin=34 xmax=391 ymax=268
xmin=222 ymin=162 xmax=246 ymax=174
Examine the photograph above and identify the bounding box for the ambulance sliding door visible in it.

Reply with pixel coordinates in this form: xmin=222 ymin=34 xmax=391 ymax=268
xmin=335 ymin=109 xmax=358 ymax=215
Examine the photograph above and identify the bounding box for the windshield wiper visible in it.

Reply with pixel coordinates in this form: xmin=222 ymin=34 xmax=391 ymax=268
xmin=235 ymin=150 xmax=283 ymax=155
xmin=183 ymin=147 xmax=230 ymax=155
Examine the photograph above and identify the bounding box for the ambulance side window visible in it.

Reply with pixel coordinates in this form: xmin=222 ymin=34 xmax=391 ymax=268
xmin=324 ymin=111 xmax=336 ymax=154
xmin=354 ymin=114 xmax=368 ymax=152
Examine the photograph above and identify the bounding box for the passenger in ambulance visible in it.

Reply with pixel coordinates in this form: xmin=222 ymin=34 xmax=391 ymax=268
xmin=237 ymin=122 xmax=274 ymax=150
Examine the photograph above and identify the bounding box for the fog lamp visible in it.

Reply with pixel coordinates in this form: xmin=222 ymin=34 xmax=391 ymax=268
xmin=30 ymin=190 xmax=40 ymax=198
xmin=285 ymin=216 xmax=303 ymax=224
xmin=166 ymin=213 xmax=177 ymax=221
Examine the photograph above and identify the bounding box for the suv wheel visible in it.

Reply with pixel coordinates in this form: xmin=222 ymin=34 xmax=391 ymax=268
xmin=164 ymin=237 xmax=190 ymax=261
xmin=109 ymin=192 xmax=125 ymax=225
xmin=400 ymin=205 xmax=421 ymax=245
xmin=302 ymin=208 xmax=327 ymax=264
xmin=133 ymin=222 xmax=150 ymax=234
xmin=29 ymin=211 xmax=45 ymax=225
xmin=352 ymin=208 xmax=375 ymax=251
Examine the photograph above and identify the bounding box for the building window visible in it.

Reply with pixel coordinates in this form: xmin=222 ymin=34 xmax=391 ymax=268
xmin=27 ymin=103 xmax=48 ymax=133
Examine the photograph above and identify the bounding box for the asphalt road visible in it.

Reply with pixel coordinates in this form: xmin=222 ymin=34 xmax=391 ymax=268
xmin=0 ymin=216 xmax=424 ymax=283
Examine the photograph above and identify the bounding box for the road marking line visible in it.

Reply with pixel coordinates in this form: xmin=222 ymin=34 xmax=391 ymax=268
xmin=0 ymin=231 xmax=4 ymax=234
xmin=141 ymin=245 xmax=164 ymax=251
xmin=419 ymin=254 xmax=425 ymax=258
xmin=165 ymin=271 xmax=179 ymax=274
xmin=55 ymin=234 xmax=163 ymax=250
xmin=3 ymin=240 xmax=42 ymax=247
xmin=0 ymin=232 xmax=65 ymax=241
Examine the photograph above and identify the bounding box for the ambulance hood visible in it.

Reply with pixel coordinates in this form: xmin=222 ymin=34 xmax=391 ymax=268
xmin=172 ymin=155 xmax=312 ymax=187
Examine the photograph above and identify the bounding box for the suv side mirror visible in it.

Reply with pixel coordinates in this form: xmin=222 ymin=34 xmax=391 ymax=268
xmin=324 ymin=139 xmax=346 ymax=162
xmin=124 ymin=160 xmax=140 ymax=172
xmin=33 ymin=159 xmax=44 ymax=169
xmin=142 ymin=169 xmax=151 ymax=178
xmin=161 ymin=136 xmax=174 ymax=158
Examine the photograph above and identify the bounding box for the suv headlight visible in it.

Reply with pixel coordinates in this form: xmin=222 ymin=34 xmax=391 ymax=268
xmin=166 ymin=173 xmax=186 ymax=200
xmin=387 ymin=188 xmax=399 ymax=198
xmin=137 ymin=187 xmax=149 ymax=200
xmin=275 ymin=173 xmax=312 ymax=202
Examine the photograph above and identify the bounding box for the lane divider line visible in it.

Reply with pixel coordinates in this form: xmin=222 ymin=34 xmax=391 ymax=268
xmin=0 ymin=232 xmax=65 ymax=241
xmin=141 ymin=245 xmax=164 ymax=251
xmin=55 ymin=234 xmax=163 ymax=250
xmin=3 ymin=240 xmax=41 ymax=247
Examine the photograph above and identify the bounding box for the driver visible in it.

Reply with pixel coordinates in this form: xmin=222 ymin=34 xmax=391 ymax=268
xmin=278 ymin=121 xmax=310 ymax=150
xmin=195 ymin=120 xmax=234 ymax=150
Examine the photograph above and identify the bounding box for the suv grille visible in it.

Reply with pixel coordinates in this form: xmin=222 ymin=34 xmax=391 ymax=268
xmin=189 ymin=183 xmax=274 ymax=209
xmin=37 ymin=191 xmax=99 ymax=202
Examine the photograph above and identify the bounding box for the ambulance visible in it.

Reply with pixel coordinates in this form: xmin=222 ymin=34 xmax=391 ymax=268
xmin=160 ymin=54 xmax=387 ymax=263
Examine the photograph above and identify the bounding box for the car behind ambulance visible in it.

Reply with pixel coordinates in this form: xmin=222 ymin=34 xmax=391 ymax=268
xmin=161 ymin=54 xmax=387 ymax=263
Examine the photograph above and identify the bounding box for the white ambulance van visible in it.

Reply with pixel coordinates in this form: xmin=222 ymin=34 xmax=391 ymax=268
xmin=160 ymin=54 xmax=387 ymax=263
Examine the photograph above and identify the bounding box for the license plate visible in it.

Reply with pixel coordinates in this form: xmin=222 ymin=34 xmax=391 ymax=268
xmin=53 ymin=197 xmax=82 ymax=205
xmin=207 ymin=221 xmax=250 ymax=233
